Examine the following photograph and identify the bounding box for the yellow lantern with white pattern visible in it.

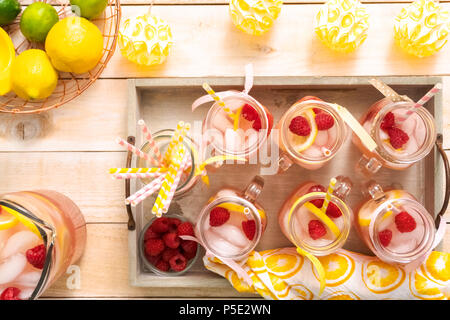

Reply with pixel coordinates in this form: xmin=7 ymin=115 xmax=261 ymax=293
xmin=118 ymin=14 xmax=173 ymax=66
xmin=314 ymin=0 xmax=369 ymax=53
xmin=229 ymin=0 xmax=283 ymax=36
xmin=394 ymin=0 xmax=450 ymax=58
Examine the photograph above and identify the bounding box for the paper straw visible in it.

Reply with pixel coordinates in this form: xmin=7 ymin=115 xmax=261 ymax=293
xmin=406 ymin=83 xmax=442 ymax=115
xmin=162 ymin=151 xmax=190 ymax=213
xmin=153 ymin=146 xmax=186 ymax=217
xmin=125 ymin=174 xmax=165 ymax=206
xmin=321 ymin=147 xmax=331 ymax=157
xmin=116 ymin=137 xmax=160 ymax=167
xmin=368 ymin=79 xmax=404 ymax=102
xmin=109 ymin=167 xmax=167 ymax=174
xmin=111 ymin=172 xmax=163 ymax=180
xmin=202 ymin=82 xmax=240 ymax=127
xmin=162 ymin=121 xmax=187 ymax=166
xmin=321 ymin=178 xmax=337 ymax=213
xmin=138 ymin=119 xmax=164 ymax=165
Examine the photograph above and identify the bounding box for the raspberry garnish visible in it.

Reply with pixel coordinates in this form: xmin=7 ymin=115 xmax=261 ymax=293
xmin=0 ymin=287 xmax=21 ymax=300
xmin=144 ymin=227 xmax=160 ymax=241
xmin=289 ymin=116 xmax=311 ymax=136
xmin=155 ymin=258 xmax=170 ymax=272
xmin=145 ymin=238 xmax=165 ymax=256
xmin=380 ymin=112 xmax=395 ymax=130
xmin=162 ymin=248 xmax=180 ymax=262
xmin=151 ymin=217 xmax=170 ymax=233
xmin=308 ymin=220 xmax=327 ymax=240
xmin=325 ymin=202 xmax=342 ymax=218
xmin=26 ymin=244 xmax=46 ymax=269
xmin=242 ymin=104 xmax=259 ymax=122
xmin=209 ymin=207 xmax=230 ymax=227
xmin=169 ymin=253 xmax=187 ymax=272
xmin=252 ymin=117 xmax=262 ymax=131
xmin=177 ymin=221 xmax=195 ymax=237
xmin=310 ymin=198 xmax=324 ymax=209
xmin=388 ymin=127 xmax=409 ymax=149
xmin=242 ymin=220 xmax=256 ymax=240
xmin=395 ymin=211 xmax=417 ymax=233
xmin=378 ymin=229 xmax=392 ymax=247
xmin=163 ymin=232 xmax=181 ymax=249
xmin=315 ymin=112 xmax=335 ymax=130
xmin=181 ymin=240 xmax=198 ymax=259
xmin=168 ymin=217 xmax=182 ymax=232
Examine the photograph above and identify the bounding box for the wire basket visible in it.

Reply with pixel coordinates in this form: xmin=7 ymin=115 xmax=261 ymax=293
xmin=0 ymin=0 xmax=121 ymax=114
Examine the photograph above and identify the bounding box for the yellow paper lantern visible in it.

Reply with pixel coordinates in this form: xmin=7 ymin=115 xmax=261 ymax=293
xmin=229 ymin=0 xmax=283 ymax=36
xmin=118 ymin=14 xmax=173 ymax=66
xmin=314 ymin=0 xmax=369 ymax=53
xmin=394 ymin=0 xmax=450 ymax=58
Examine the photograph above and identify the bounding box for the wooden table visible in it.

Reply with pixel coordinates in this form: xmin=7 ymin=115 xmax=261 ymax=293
xmin=0 ymin=0 xmax=449 ymax=299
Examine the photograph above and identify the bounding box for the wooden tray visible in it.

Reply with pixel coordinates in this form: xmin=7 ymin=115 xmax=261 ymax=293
xmin=126 ymin=76 xmax=445 ymax=288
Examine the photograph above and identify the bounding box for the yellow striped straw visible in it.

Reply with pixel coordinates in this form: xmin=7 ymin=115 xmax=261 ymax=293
xmin=321 ymin=178 xmax=337 ymax=213
xmin=109 ymin=167 xmax=167 ymax=174
xmin=202 ymin=83 xmax=239 ymax=124
xmin=163 ymin=122 xmax=190 ymax=166
xmin=152 ymin=145 xmax=186 ymax=217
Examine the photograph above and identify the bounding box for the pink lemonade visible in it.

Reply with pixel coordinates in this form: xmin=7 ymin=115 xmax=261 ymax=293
xmin=276 ymin=97 xmax=347 ymax=171
xmin=195 ymin=177 xmax=266 ymax=259
xmin=0 ymin=191 xmax=86 ymax=300
xmin=278 ymin=178 xmax=352 ymax=256
xmin=353 ymin=98 xmax=436 ymax=172
xmin=355 ymin=184 xmax=435 ymax=265
xmin=203 ymin=94 xmax=273 ymax=158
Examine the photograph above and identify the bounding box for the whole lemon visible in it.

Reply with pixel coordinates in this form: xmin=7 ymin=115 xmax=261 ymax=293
xmin=45 ymin=16 xmax=103 ymax=74
xmin=11 ymin=49 xmax=58 ymax=100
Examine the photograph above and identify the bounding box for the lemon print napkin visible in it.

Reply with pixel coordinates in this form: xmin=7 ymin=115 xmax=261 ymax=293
xmin=204 ymin=248 xmax=449 ymax=300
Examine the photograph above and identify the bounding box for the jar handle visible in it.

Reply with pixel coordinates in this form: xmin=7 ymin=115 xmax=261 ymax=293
xmin=277 ymin=153 xmax=293 ymax=173
xmin=356 ymin=154 xmax=382 ymax=177
xmin=125 ymin=136 xmax=136 ymax=231
xmin=435 ymin=133 xmax=450 ymax=229
xmin=364 ymin=180 xmax=385 ymax=201
xmin=333 ymin=176 xmax=353 ymax=200
xmin=243 ymin=175 xmax=265 ymax=203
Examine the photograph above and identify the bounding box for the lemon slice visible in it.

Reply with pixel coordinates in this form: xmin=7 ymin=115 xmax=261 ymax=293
xmin=296 ymin=247 xmax=326 ymax=295
xmin=232 ymin=106 xmax=243 ymax=131
xmin=0 ymin=27 xmax=15 ymax=96
xmin=0 ymin=209 xmax=18 ymax=230
xmin=0 ymin=205 xmax=42 ymax=238
xmin=291 ymin=109 xmax=318 ymax=153
xmin=217 ymin=202 xmax=265 ymax=217
xmin=304 ymin=202 xmax=340 ymax=237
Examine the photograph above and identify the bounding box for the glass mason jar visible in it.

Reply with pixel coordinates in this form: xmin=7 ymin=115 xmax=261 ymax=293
xmin=276 ymin=98 xmax=348 ymax=171
xmin=353 ymin=98 xmax=436 ymax=175
xmin=0 ymin=190 xmax=86 ymax=300
xmin=355 ymin=182 xmax=436 ymax=266
xmin=195 ymin=176 xmax=266 ymax=260
xmin=278 ymin=176 xmax=353 ymax=256
xmin=202 ymin=92 xmax=273 ymax=159
xmin=137 ymin=129 xmax=200 ymax=198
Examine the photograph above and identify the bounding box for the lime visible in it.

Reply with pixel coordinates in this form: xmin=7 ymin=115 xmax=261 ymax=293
xmin=70 ymin=0 xmax=107 ymax=20
xmin=0 ymin=0 xmax=21 ymax=26
xmin=20 ymin=2 xmax=59 ymax=43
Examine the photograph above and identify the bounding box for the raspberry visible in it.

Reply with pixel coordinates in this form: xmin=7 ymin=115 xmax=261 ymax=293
xmin=378 ymin=229 xmax=392 ymax=247
xmin=26 ymin=244 xmax=46 ymax=269
xmin=252 ymin=117 xmax=262 ymax=131
xmin=395 ymin=211 xmax=417 ymax=233
xmin=144 ymin=227 xmax=160 ymax=241
xmin=388 ymin=127 xmax=409 ymax=149
xmin=315 ymin=112 xmax=335 ymax=130
xmin=181 ymin=240 xmax=198 ymax=259
xmin=163 ymin=232 xmax=181 ymax=249
xmin=169 ymin=253 xmax=187 ymax=272
xmin=326 ymin=202 xmax=342 ymax=218
xmin=145 ymin=253 xmax=160 ymax=265
xmin=307 ymin=184 xmax=326 ymax=193
xmin=308 ymin=220 xmax=327 ymax=240
xmin=209 ymin=207 xmax=230 ymax=227
xmin=0 ymin=287 xmax=21 ymax=300
xmin=177 ymin=221 xmax=195 ymax=237
xmin=380 ymin=112 xmax=395 ymax=130
xmin=154 ymin=258 xmax=170 ymax=272
xmin=162 ymin=248 xmax=180 ymax=262
xmin=289 ymin=116 xmax=311 ymax=136
xmin=242 ymin=104 xmax=259 ymax=122
xmin=242 ymin=220 xmax=256 ymax=240
xmin=145 ymin=238 xmax=165 ymax=256
xmin=310 ymin=198 xmax=324 ymax=209
xmin=151 ymin=217 xmax=170 ymax=233
xmin=168 ymin=218 xmax=182 ymax=232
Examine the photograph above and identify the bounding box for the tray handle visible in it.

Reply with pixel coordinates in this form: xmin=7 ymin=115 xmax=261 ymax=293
xmin=435 ymin=133 xmax=450 ymax=229
xmin=125 ymin=135 xmax=136 ymax=231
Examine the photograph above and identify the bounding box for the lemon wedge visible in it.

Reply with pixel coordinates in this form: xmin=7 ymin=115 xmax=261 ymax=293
xmin=0 ymin=205 xmax=42 ymax=238
xmin=304 ymin=202 xmax=340 ymax=237
xmin=291 ymin=109 xmax=318 ymax=153
xmin=217 ymin=202 xmax=265 ymax=217
xmin=0 ymin=27 xmax=15 ymax=96
xmin=0 ymin=209 xmax=18 ymax=230
xmin=232 ymin=106 xmax=243 ymax=131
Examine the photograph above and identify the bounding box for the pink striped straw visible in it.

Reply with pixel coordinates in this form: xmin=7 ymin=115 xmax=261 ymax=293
xmin=126 ymin=174 xmax=166 ymax=206
xmin=162 ymin=152 xmax=191 ymax=213
xmin=112 ymin=172 xmax=162 ymax=180
xmin=138 ymin=120 xmax=164 ymax=165
xmin=406 ymin=83 xmax=442 ymax=116
xmin=116 ymin=137 xmax=160 ymax=167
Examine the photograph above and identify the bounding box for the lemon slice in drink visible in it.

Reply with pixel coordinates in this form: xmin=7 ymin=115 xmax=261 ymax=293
xmin=304 ymin=202 xmax=340 ymax=237
xmin=291 ymin=109 xmax=318 ymax=153
xmin=0 ymin=205 xmax=41 ymax=238
xmin=0 ymin=207 xmax=18 ymax=230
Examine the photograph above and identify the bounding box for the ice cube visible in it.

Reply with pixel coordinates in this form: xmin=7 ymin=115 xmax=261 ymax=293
xmin=204 ymin=229 xmax=243 ymax=256
xmin=224 ymin=128 xmax=244 ymax=153
xmin=19 ymin=288 xmax=34 ymax=300
xmin=0 ymin=230 xmax=12 ymax=255
xmin=413 ymin=117 xmax=426 ymax=147
xmin=301 ymin=145 xmax=323 ymax=158
xmin=14 ymin=271 xmax=41 ymax=288
xmin=212 ymin=109 xmax=234 ymax=133
xmin=402 ymin=136 xmax=419 ymax=155
xmin=315 ymin=131 xmax=329 ymax=147
xmin=210 ymin=224 xmax=249 ymax=248
xmin=400 ymin=113 xmax=417 ymax=136
xmin=0 ymin=231 xmax=41 ymax=260
xmin=0 ymin=254 xmax=27 ymax=285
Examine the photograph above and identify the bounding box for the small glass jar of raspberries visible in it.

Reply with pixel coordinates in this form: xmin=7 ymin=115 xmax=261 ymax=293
xmin=139 ymin=215 xmax=200 ymax=275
